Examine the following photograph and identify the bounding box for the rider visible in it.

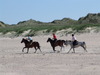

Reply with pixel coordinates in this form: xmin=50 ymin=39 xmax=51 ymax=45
xmin=27 ymin=35 xmax=33 ymax=44
xmin=72 ymin=34 xmax=78 ymax=46
xmin=52 ymin=33 xmax=57 ymax=42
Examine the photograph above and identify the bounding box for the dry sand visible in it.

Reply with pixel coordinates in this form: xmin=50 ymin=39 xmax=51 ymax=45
xmin=0 ymin=33 xmax=100 ymax=75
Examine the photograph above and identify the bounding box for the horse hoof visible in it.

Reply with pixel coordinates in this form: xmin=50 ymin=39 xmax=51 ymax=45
xmin=54 ymin=50 xmax=56 ymax=52
xmin=72 ymin=52 xmax=75 ymax=53
xmin=57 ymin=51 xmax=60 ymax=53
xmin=42 ymin=53 xmax=45 ymax=55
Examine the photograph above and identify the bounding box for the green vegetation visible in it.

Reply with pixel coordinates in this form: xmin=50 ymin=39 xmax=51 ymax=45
xmin=0 ymin=13 xmax=100 ymax=36
xmin=0 ymin=24 xmax=100 ymax=36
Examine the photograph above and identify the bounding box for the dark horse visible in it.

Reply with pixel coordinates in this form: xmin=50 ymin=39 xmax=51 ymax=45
xmin=21 ymin=38 xmax=42 ymax=53
xmin=47 ymin=38 xmax=65 ymax=52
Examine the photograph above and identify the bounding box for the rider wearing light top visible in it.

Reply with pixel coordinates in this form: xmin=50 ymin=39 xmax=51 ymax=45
xmin=72 ymin=34 xmax=78 ymax=46
xmin=27 ymin=35 xmax=33 ymax=44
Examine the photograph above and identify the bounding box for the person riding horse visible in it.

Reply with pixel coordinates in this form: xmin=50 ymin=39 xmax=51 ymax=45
xmin=72 ymin=34 xmax=78 ymax=46
xmin=27 ymin=35 xmax=33 ymax=45
xmin=21 ymin=38 xmax=42 ymax=53
xmin=52 ymin=33 xmax=57 ymax=42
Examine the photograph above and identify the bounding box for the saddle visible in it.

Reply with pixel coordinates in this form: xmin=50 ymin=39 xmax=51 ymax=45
xmin=73 ymin=40 xmax=78 ymax=46
xmin=29 ymin=40 xmax=33 ymax=45
xmin=54 ymin=39 xmax=57 ymax=43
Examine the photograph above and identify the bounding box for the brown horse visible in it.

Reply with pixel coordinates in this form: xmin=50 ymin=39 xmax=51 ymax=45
xmin=21 ymin=38 xmax=42 ymax=53
xmin=47 ymin=38 xmax=65 ymax=52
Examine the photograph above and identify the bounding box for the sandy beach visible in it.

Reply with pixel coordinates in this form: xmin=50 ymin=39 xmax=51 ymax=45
xmin=0 ymin=33 xmax=100 ymax=75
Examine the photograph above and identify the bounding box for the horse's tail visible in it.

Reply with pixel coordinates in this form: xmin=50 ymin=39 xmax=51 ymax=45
xmin=62 ymin=40 xmax=68 ymax=46
xmin=62 ymin=40 xmax=66 ymax=45
xmin=83 ymin=42 xmax=86 ymax=49
xmin=37 ymin=42 xmax=41 ymax=49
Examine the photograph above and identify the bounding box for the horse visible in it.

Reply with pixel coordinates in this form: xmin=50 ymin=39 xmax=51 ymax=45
xmin=64 ymin=40 xmax=87 ymax=53
xmin=47 ymin=38 xmax=65 ymax=52
xmin=21 ymin=38 xmax=42 ymax=53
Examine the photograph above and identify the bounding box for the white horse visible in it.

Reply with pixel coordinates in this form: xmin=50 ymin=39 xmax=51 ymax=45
xmin=64 ymin=40 xmax=87 ymax=53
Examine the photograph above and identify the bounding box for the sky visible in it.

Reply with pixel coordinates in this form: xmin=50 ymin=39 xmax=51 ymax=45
xmin=0 ymin=0 xmax=100 ymax=24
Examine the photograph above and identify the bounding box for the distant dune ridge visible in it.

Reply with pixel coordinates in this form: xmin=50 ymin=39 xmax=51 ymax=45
xmin=0 ymin=13 xmax=100 ymax=26
xmin=0 ymin=13 xmax=100 ymax=37
xmin=0 ymin=21 xmax=7 ymax=27
xmin=78 ymin=13 xmax=100 ymax=24
xmin=13 ymin=13 xmax=100 ymax=25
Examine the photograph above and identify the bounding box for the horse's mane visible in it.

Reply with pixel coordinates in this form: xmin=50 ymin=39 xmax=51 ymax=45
xmin=66 ymin=40 xmax=72 ymax=42
xmin=48 ymin=38 xmax=53 ymax=41
xmin=23 ymin=38 xmax=30 ymax=43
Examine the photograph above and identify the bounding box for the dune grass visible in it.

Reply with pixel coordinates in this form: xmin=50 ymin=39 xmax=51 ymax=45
xmin=0 ymin=24 xmax=100 ymax=36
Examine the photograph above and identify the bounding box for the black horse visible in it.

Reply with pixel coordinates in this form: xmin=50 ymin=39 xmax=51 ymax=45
xmin=21 ymin=38 xmax=42 ymax=53
xmin=47 ymin=38 xmax=65 ymax=52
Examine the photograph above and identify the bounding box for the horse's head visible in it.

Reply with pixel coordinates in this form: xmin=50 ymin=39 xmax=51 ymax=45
xmin=64 ymin=40 xmax=68 ymax=45
xmin=64 ymin=40 xmax=72 ymax=45
xmin=47 ymin=38 xmax=51 ymax=42
xmin=68 ymin=40 xmax=72 ymax=42
xmin=21 ymin=38 xmax=25 ymax=43
xmin=21 ymin=38 xmax=28 ymax=43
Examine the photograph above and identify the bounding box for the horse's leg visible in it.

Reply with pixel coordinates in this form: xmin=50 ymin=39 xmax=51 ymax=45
xmin=37 ymin=46 xmax=42 ymax=53
xmin=62 ymin=45 xmax=65 ymax=50
xmin=39 ymin=48 xmax=42 ymax=53
xmin=60 ymin=46 xmax=64 ymax=52
xmin=81 ymin=45 xmax=87 ymax=52
xmin=73 ymin=48 xmax=75 ymax=53
xmin=67 ymin=47 xmax=72 ymax=53
xmin=60 ymin=46 xmax=62 ymax=51
xmin=22 ymin=47 xmax=26 ymax=52
xmin=27 ymin=48 xmax=29 ymax=53
xmin=53 ymin=47 xmax=56 ymax=52
xmin=34 ymin=47 xmax=37 ymax=53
